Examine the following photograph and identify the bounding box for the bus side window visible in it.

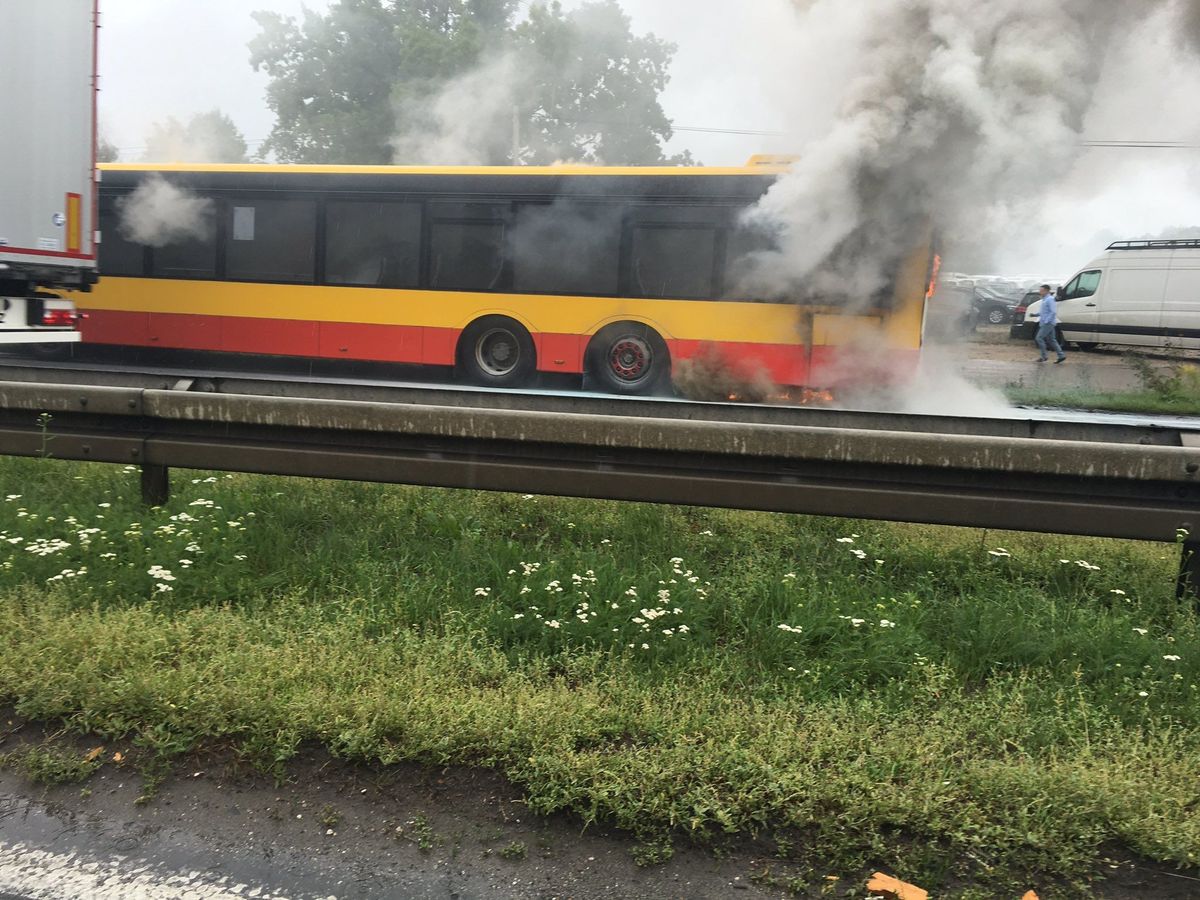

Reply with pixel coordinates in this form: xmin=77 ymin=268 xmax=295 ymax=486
xmin=97 ymin=193 xmax=147 ymax=277
xmin=724 ymin=219 xmax=777 ymax=301
xmin=325 ymin=201 xmax=421 ymax=289
xmin=429 ymin=202 xmax=507 ymax=292
xmin=152 ymin=197 xmax=218 ymax=280
xmin=509 ymin=201 xmax=621 ymax=296
xmin=628 ymin=206 xmax=724 ymax=300
xmin=225 ymin=199 xmax=317 ymax=284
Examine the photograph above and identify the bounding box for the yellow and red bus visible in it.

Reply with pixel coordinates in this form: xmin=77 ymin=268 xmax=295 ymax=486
xmin=79 ymin=160 xmax=932 ymax=394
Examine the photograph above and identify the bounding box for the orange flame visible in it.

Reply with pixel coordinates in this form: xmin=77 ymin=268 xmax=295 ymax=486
xmin=726 ymin=388 xmax=835 ymax=406
xmin=926 ymin=253 xmax=943 ymax=300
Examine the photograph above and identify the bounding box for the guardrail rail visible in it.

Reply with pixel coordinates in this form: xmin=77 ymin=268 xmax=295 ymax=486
xmin=0 ymin=380 xmax=1195 ymax=598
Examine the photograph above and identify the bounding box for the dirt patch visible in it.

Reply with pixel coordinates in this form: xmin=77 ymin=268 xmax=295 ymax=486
xmin=930 ymin=326 xmax=1200 ymax=395
xmin=3 ymin=715 xmax=1199 ymax=898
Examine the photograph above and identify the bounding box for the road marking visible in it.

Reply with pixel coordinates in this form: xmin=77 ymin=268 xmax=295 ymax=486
xmin=0 ymin=840 xmax=336 ymax=900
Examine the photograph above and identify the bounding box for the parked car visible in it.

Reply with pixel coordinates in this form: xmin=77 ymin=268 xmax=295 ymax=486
xmin=972 ymin=284 xmax=1023 ymax=326
xmin=1009 ymin=239 xmax=1200 ymax=349
xmin=1009 ymin=290 xmax=1042 ymax=338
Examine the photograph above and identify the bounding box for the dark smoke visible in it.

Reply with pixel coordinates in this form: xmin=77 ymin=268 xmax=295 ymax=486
xmin=739 ymin=0 xmax=1196 ymax=307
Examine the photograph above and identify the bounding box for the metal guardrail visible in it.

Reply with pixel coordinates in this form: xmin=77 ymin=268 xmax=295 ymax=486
xmin=0 ymin=380 xmax=1196 ymax=597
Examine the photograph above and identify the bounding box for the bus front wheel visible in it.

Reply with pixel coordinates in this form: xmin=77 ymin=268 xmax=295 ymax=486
xmin=457 ymin=316 xmax=536 ymax=388
xmin=586 ymin=322 xmax=670 ymax=395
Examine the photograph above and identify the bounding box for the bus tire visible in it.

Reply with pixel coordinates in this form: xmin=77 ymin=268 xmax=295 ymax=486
xmin=457 ymin=316 xmax=536 ymax=388
xmin=586 ymin=322 xmax=670 ymax=395
xmin=27 ymin=341 xmax=72 ymax=361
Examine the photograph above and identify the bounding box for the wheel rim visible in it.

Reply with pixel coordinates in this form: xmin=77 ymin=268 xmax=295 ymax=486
xmin=607 ymin=335 xmax=653 ymax=384
xmin=988 ymin=309 xmax=1006 ymax=324
xmin=474 ymin=328 xmax=520 ymax=377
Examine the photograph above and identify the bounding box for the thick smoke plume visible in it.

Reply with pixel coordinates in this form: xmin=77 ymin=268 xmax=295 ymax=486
xmin=740 ymin=0 xmax=1196 ymax=305
xmin=117 ymin=175 xmax=214 ymax=248
xmin=1178 ymin=0 xmax=1200 ymax=51
xmin=392 ymin=54 xmax=523 ymax=166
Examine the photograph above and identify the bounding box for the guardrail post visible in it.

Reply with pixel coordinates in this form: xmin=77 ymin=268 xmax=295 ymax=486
xmin=1179 ymin=536 xmax=1199 ymax=602
xmin=141 ymin=464 xmax=169 ymax=507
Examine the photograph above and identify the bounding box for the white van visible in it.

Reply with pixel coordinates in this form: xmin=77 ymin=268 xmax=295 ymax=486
xmin=1013 ymin=240 xmax=1200 ymax=350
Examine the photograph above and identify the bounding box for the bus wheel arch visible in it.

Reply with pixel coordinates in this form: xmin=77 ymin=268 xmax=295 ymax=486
xmin=456 ymin=315 xmax=537 ymax=387
xmin=585 ymin=321 xmax=671 ymax=395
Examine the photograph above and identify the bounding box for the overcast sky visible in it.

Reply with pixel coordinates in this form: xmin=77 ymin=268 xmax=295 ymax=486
xmin=98 ymin=0 xmax=1200 ymax=274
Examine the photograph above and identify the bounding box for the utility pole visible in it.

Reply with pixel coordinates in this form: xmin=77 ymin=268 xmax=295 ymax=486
xmin=512 ymin=105 xmax=521 ymax=165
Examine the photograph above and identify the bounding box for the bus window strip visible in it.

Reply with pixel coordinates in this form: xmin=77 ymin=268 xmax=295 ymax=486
xmin=100 ymin=188 xmax=779 ymax=303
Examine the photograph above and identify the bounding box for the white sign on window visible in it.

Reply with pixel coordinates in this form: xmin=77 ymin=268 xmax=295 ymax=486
xmin=233 ymin=206 xmax=256 ymax=241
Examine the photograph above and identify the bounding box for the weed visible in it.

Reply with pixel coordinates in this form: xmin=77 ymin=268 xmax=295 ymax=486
xmin=499 ymin=840 xmax=527 ymax=861
xmin=631 ymin=837 xmax=674 ymax=867
xmin=1 ymin=744 xmax=99 ymax=784
xmin=1126 ymin=352 xmax=1200 ymax=403
xmin=319 ymin=804 xmax=342 ymax=829
xmin=396 ymin=814 xmax=439 ymax=852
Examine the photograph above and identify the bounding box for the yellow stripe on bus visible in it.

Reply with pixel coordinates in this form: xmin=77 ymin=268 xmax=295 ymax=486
xmin=79 ymin=279 xmax=811 ymax=344
xmin=99 ymin=162 xmax=791 ymax=178
xmin=78 ymin=279 xmax=930 ymax=348
xmin=78 ymin=279 xmax=927 ymax=349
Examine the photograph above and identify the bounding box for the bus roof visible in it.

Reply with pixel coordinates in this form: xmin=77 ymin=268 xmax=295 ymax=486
xmin=99 ymin=161 xmax=793 ymax=178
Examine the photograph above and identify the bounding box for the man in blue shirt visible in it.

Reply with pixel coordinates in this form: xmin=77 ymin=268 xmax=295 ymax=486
xmin=1035 ymin=284 xmax=1066 ymax=363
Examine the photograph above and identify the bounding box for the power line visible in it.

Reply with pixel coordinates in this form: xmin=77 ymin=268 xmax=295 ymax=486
xmin=672 ymin=124 xmax=1200 ymax=148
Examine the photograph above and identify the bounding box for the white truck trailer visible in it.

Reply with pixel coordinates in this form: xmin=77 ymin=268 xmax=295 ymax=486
xmin=0 ymin=0 xmax=97 ymax=345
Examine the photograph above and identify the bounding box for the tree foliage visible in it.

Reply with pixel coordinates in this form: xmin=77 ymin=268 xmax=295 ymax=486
xmin=96 ymin=134 xmax=120 ymax=163
xmin=142 ymin=110 xmax=249 ymax=163
xmin=250 ymin=0 xmax=691 ymax=165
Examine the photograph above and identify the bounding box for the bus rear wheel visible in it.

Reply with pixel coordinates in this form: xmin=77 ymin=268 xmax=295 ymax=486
xmin=457 ymin=316 xmax=536 ymax=388
xmin=586 ymin=322 xmax=670 ymax=395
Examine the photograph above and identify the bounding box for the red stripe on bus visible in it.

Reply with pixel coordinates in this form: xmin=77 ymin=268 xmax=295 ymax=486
xmin=0 ymin=246 xmax=95 ymax=260
xmin=81 ymin=309 xmax=860 ymax=387
xmin=668 ymin=339 xmax=811 ymax=386
xmin=81 ymin=310 xmax=463 ymax=367
xmin=809 ymin=345 xmax=920 ymax=386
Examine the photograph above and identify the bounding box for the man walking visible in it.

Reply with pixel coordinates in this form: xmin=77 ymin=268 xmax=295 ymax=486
xmin=1035 ymin=284 xmax=1066 ymax=363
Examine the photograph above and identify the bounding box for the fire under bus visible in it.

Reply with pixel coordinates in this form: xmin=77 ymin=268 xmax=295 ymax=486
xmin=0 ymin=0 xmax=96 ymax=346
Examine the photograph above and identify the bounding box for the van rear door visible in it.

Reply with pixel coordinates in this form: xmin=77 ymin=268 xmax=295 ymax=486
xmin=1163 ymin=252 xmax=1200 ymax=350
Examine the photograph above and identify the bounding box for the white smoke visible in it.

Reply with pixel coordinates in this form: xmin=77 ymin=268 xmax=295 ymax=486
xmin=739 ymin=0 xmax=1190 ymax=304
xmin=117 ymin=175 xmax=214 ymax=248
xmin=141 ymin=111 xmax=248 ymax=165
xmin=1179 ymin=0 xmax=1200 ymax=51
xmin=391 ymin=54 xmax=523 ymax=166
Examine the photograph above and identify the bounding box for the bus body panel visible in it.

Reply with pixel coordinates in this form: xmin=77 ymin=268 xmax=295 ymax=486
xmin=78 ymin=164 xmax=933 ymax=391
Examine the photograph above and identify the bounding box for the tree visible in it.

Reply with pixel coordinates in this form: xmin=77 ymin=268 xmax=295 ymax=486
xmin=96 ymin=134 xmax=120 ymax=163
xmin=250 ymin=0 xmax=690 ymax=165
xmin=512 ymin=1 xmax=691 ymax=165
xmin=142 ymin=110 xmax=249 ymax=163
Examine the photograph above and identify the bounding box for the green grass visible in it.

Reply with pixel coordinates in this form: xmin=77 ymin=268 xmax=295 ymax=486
xmin=1005 ymin=386 xmax=1200 ymax=416
xmin=0 ymin=456 xmax=1197 ymax=895
xmin=0 ymin=743 xmax=101 ymax=784
xmin=1005 ymin=356 xmax=1200 ymax=415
